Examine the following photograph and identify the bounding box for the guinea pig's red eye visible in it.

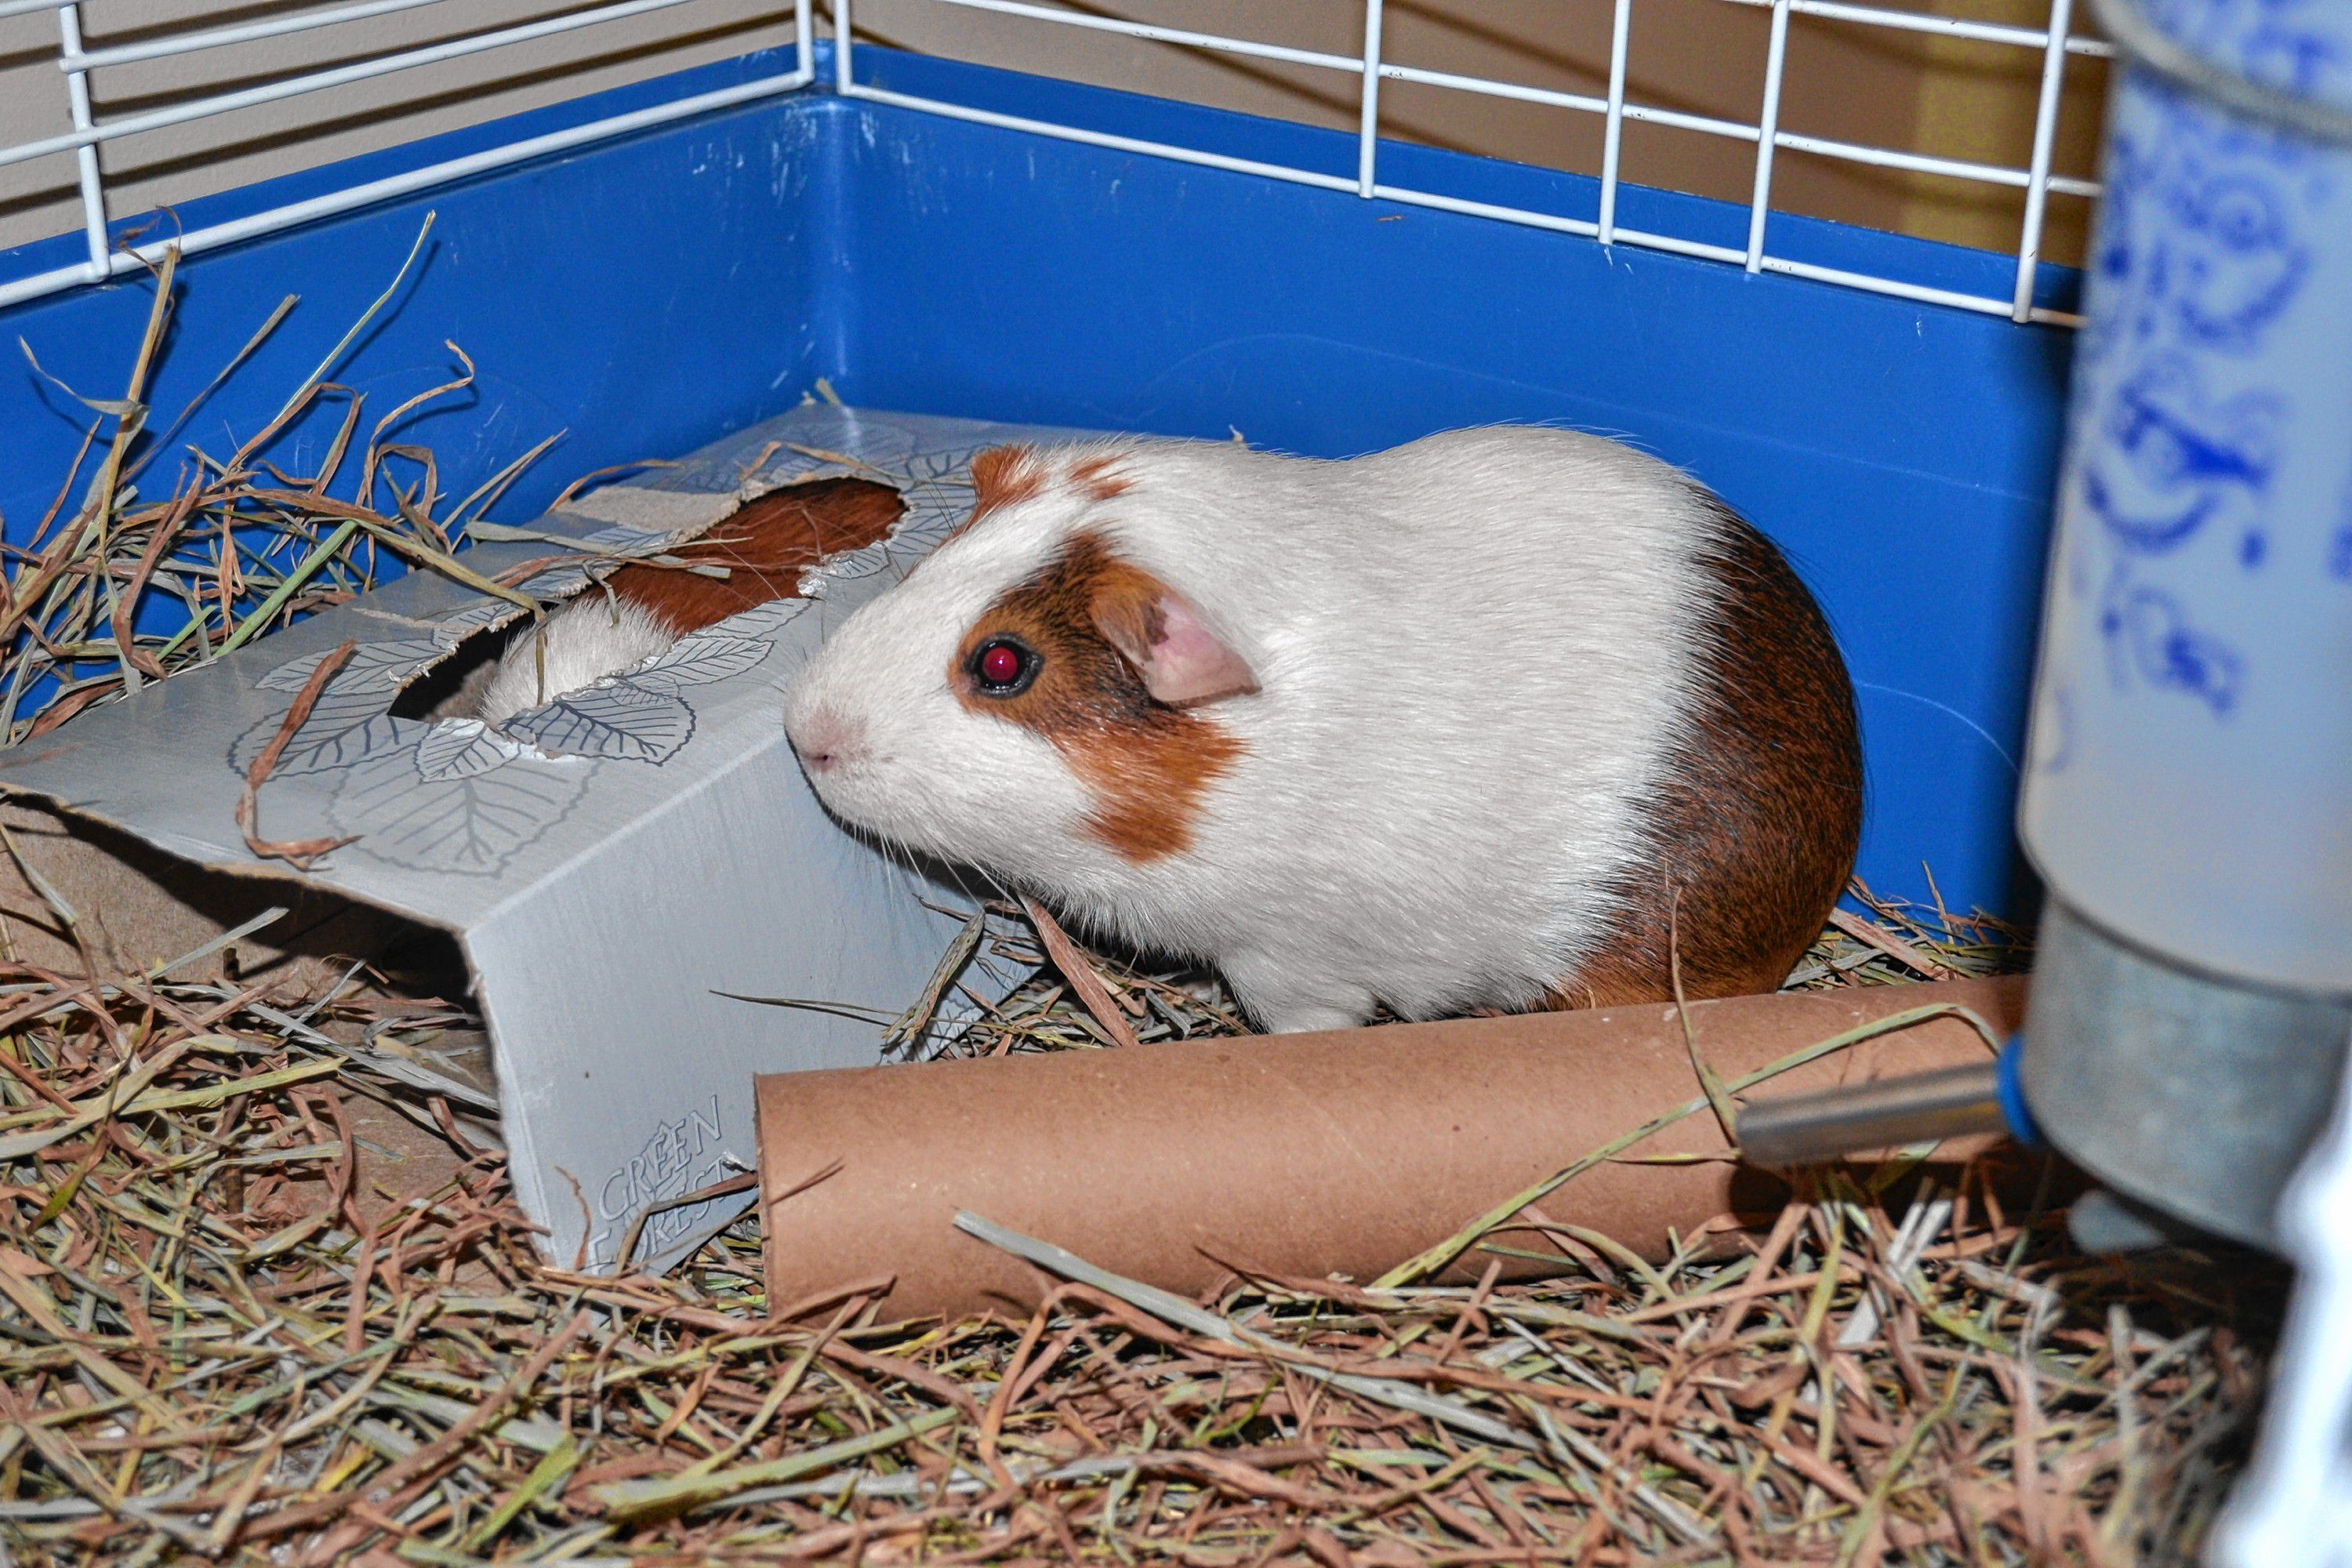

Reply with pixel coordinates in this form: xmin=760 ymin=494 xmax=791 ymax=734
xmin=970 ymin=637 xmax=1037 ymax=696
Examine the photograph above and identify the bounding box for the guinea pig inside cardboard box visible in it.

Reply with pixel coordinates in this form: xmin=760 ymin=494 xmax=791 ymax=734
xmin=474 ymin=425 xmax=1864 ymax=1034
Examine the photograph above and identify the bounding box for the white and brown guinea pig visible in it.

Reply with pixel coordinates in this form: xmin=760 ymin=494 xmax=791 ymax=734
xmin=456 ymin=477 xmax=906 ymax=727
xmin=782 ymin=428 xmax=1862 ymax=1035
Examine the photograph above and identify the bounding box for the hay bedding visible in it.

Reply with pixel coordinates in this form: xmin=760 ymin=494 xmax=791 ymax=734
xmin=0 ymin=245 xmax=2282 ymax=1566
xmin=0 ymin=904 xmax=2281 ymax=1566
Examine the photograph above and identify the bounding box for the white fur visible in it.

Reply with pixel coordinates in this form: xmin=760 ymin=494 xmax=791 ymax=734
xmin=474 ymin=596 xmax=676 ymax=728
xmin=782 ymin=427 xmax=1726 ymax=1033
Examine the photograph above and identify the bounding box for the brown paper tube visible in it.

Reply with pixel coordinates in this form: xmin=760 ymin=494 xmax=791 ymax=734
xmin=757 ymin=975 xmax=2027 ymax=1322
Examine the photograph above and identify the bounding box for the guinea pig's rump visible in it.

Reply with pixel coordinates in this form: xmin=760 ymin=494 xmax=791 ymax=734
xmin=1555 ymin=502 xmax=1864 ymax=1009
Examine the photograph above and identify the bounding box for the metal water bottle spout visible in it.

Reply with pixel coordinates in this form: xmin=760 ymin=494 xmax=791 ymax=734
xmin=1735 ymin=1044 xmax=2034 ymax=1171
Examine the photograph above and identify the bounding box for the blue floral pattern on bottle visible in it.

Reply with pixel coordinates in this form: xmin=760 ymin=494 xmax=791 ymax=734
xmin=2084 ymin=353 xmax=2279 ymax=553
xmin=2058 ymin=0 xmax=2349 ymax=722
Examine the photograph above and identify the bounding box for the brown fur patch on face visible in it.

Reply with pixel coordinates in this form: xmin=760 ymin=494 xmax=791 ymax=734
xmin=604 ymin=477 xmax=903 ymax=637
xmin=1552 ymin=497 xmax=1864 ymax=1009
xmin=952 ymin=532 xmax=1243 ymax=863
xmin=1067 ymin=453 xmax=1132 ymax=503
xmin=946 ymin=446 xmax=1048 ymax=546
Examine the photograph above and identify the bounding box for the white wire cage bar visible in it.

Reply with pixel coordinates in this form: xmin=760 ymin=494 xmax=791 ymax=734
xmin=64 ymin=0 xmax=467 ymax=74
xmin=0 ymin=0 xmax=816 ymax=311
xmin=835 ymin=0 xmax=2110 ymax=326
xmin=0 ymin=0 xmax=2103 ymax=325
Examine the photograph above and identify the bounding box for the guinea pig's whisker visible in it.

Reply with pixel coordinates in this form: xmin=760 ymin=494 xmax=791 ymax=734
xmin=930 ymin=856 xmax=1002 ymax=911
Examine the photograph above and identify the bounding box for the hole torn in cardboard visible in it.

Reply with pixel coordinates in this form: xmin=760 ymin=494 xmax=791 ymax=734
xmin=387 ymin=474 xmax=909 ymax=728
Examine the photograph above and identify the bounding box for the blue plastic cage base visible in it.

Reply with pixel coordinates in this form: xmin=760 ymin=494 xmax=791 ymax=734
xmin=0 ymin=42 xmax=2074 ymax=924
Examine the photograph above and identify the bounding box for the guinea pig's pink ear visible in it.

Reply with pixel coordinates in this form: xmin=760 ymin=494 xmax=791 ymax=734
xmin=1092 ymin=571 xmax=1258 ymax=708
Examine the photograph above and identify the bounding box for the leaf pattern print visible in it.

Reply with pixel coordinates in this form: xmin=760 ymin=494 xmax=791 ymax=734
xmin=331 ymin=749 xmax=592 ymax=877
xmin=502 ymin=684 xmax=695 ymax=764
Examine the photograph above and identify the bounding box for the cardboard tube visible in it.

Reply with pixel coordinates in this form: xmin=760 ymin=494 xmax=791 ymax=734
xmin=757 ymin=976 xmax=2026 ymax=1321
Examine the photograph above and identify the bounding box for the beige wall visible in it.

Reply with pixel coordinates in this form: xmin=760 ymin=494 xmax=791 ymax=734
xmin=0 ymin=1 xmax=795 ymax=249
xmin=0 ymin=2 xmax=2106 ymax=266
xmin=848 ymin=0 xmax=2111 ymax=263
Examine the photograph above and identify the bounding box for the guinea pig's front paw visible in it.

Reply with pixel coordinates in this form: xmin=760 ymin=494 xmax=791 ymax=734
xmin=1250 ymin=1000 xmax=1378 ymax=1035
xmin=1222 ymin=960 xmax=1376 ymax=1035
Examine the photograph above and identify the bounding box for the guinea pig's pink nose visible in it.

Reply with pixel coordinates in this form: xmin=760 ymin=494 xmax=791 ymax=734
xmin=787 ymin=705 xmax=864 ymax=774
